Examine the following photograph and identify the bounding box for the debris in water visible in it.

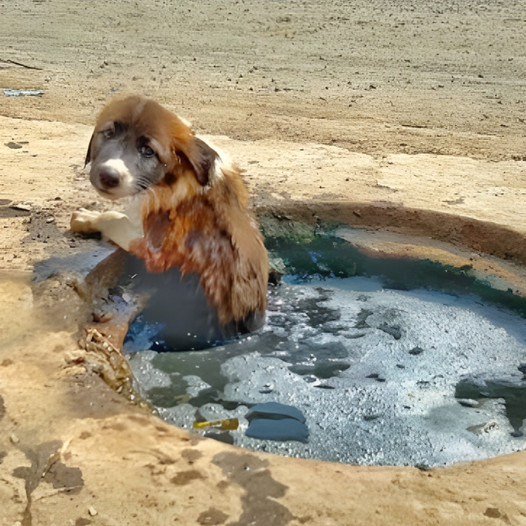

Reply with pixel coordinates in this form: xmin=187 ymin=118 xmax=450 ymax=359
xmin=193 ymin=418 xmax=239 ymax=431
xmin=246 ymin=417 xmax=309 ymax=443
xmin=126 ymin=244 xmax=526 ymax=466
xmin=246 ymin=402 xmax=306 ymax=423
xmin=245 ymin=402 xmax=309 ymax=443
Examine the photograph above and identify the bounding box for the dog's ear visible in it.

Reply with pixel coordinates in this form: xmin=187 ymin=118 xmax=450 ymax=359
xmin=179 ymin=137 xmax=219 ymax=186
xmin=85 ymin=134 xmax=94 ymax=166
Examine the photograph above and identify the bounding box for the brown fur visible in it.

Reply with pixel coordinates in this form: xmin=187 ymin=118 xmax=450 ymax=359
xmin=86 ymin=95 xmax=268 ymax=327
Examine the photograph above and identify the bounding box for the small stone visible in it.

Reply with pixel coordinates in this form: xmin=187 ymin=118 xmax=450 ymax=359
xmin=484 ymin=508 xmax=502 ymax=519
xmin=366 ymin=373 xmax=386 ymax=382
xmin=5 ymin=141 xmax=23 ymax=149
xmin=467 ymin=421 xmax=498 ymax=435
xmin=88 ymin=506 xmax=98 ymax=517
xmin=415 ymin=463 xmax=432 ymax=471
xmin=457 ymin=399 xmax=479 ymax=408
xmin=379 ymin=323 xmax=402 ymax=340
xmin=10 ymin=203 xmax=31 ymax=212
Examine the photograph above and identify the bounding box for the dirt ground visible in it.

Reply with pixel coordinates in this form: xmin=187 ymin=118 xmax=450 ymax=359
xmin=1 ymin=0 xmax=525 ymax=270
xmin=1 ymin=0 xmax=526 ymax=525
xmin=1 ymin=0 xmax=525 ymax=161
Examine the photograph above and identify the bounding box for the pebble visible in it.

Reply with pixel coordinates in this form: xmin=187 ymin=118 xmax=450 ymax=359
xmin=10 ymin=204 xmax=31 ymax=212
xmin=457 ymin=398 xmax=479 ymax=408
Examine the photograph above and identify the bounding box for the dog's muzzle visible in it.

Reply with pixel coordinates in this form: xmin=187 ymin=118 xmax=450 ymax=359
xmin=98 ymin=167 xmax=121 ymax=189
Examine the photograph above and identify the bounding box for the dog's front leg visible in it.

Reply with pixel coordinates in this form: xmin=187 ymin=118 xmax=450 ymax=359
xmin=71 ymin=209 xmax=143 ymax=251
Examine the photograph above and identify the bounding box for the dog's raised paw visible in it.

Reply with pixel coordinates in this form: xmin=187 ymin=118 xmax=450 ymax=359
xmin=70 ymin=208 xmax=101 ymax=234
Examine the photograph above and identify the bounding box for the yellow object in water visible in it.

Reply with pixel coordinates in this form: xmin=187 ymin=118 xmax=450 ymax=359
xmin=192 ymin=418 xmax=239 ymax=431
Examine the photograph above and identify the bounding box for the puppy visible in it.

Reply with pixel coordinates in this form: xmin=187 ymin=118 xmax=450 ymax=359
xmin=71 ymin=95 xmax=268 ymax=338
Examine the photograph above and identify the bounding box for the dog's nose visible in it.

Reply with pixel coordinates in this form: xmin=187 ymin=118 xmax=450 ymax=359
xmin=99 ymin=168 xmax=120 ymax=189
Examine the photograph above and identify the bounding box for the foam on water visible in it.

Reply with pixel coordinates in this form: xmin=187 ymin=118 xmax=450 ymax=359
xmin=127 ymin=275 xmax=526 ymax=467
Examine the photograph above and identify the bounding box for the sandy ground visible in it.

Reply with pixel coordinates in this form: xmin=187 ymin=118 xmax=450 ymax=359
xmin=1 ymin=0 xmax=526 ymax=524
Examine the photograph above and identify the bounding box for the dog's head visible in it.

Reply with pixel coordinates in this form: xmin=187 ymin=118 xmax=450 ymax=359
xmin=85 ymin=95 xmax=220 ymax=199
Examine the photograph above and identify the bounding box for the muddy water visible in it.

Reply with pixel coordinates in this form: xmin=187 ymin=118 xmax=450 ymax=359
xmin=125 ymin=235 xmax=526 ymax=467
xmin=9 ymin=228 xmax=525 ymax=468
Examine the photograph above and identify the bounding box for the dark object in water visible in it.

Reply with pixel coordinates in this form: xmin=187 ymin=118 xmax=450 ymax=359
xmin=455 ymin=376 xmax=526 ymax=437
xmin=246 ymin=402 xmax=306 ymax=423
xmin=121 ymin=254 xmax=262 ymax=352
xmin=245 ymin=402 xmax=309 ymax=443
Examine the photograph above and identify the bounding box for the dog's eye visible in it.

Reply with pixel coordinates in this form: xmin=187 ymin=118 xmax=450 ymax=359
xmin=102 ymin=127 xmax=115 ymax=139
xmin=139 ymin=145 xmax=155 ymax=158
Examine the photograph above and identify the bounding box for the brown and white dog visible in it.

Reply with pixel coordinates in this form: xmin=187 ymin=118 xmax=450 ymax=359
xmin=71 ymin=95 xmax=268 ymax=336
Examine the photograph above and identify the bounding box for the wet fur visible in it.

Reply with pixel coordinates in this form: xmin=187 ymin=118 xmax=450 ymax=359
xmin=74 ymin=95 xmax=268 ymax=328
